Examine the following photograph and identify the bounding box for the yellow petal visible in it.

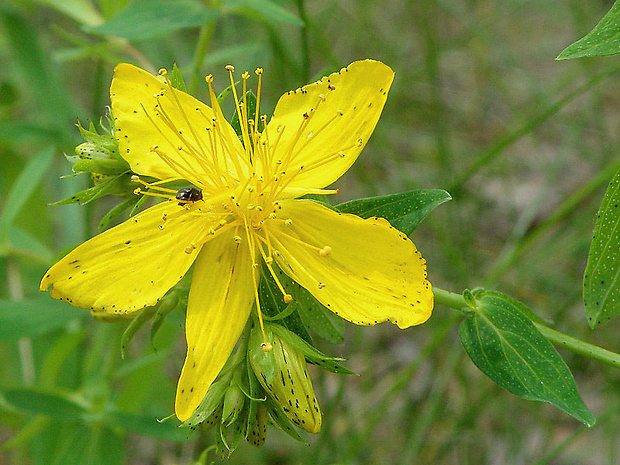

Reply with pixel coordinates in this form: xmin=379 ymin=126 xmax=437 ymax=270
xmin=40 ymin=201 xmax=208 ymax=315
xmin=111 ymin=64 xmax=246 ymax=186
xmin=175 ymin=230 xmax=257 ymax=421
xmin=268 ymin=199 xmax=433 ymax=329
xmin=259 ymin=60 xmax=394 ymax=191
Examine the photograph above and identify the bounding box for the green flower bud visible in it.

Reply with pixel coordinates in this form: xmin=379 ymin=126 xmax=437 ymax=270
xmin=246 ymin=403 xmax=268 ymax=447
xmin=248 ymin=323 xmax=322 ymax=434
xmin=222 ymin=383 xmax=246 ymax=426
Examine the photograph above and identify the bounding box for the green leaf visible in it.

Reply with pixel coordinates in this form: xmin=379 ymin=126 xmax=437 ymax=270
xmin=52 ymin=173 xmax=131 ymax=205
xmin=36 ymin=0 xmax=104 ymax=27
xmin=4 ymin=388 xmax=87 ymax=421
xmin=558 ymin=1 xmax=620 ymax=60
xmin=3 ymin=225 xmax=53 ymax=262
xmin=86 ymin=0 xmax=220 ymax=40
xmin=270 ymin=324 xmax=355 ymax=375
xmin=0 ymin=297 xmax=89 ymax=340
xmin=230 ymin=91 xmax=258 ymax=140
xmin=269 ymin=264 xmax=345 ymax=343
xmin=259 ymin=264 xmax=313 ymax=344
xmin=583 ymin=167 xmax=620 ymax=327
xmin=169 ymin=63 xmax=188 ymax=93
xmin=0 ymin=147 xmax=54 ymax=245
xmin=108 ymin=411 xmax=186 ymax=441
xmin=459 ymin=293 xmax=596 ymax=427
xmin=336 ymin=189 xmax=451 ymax=235
xmin=98 ymin=197 xmax=140 ymax=231
xmin=223 ymin=0 xmax=304 ymax=27
xmin=471 ymin=288 xmax=553 ymax=326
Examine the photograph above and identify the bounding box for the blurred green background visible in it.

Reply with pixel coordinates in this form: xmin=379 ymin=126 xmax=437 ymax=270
xmin=2 ymin=0 xmax=620 ymax=463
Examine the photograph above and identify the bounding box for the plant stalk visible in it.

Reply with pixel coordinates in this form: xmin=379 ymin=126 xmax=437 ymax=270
xmin=433 ymin=286 xmax=620 ymax=370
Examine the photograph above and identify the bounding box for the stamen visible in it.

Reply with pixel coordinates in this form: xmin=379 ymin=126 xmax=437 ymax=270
xmin=319 ymin=246 xmax=332 ymax=257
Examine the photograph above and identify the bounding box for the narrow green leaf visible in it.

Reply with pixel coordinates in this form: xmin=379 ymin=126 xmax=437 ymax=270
xmin=584 ymin=167 xmax=620 ymax=327
xmin=224 ymin=0 xmax=304 ymax=27
xmin=336 ymin=189 xmax=451 ymax=235
xmin=121 ymin=306 xmax=158 ymax=358
xmin=0 ymin=148 xmax=54 ymax=244
xmin=52 ymin=173 xmax=131 ymax=205
xmin=4 ymin=388 xmax=87 ymax=420
xmin=170 ymin=63 xmax=188 ymax=93
xmin=270 ymin=264 xmax=345 ymax=343
xmin=36 ymin=0 xmax=104 ymax=27
xmin=98 ymin=197 xmax=140 ymax=231
xmin=230 ymin=91 xmax=258 ymax=140
xmin=265 ymin=399 xmax=304 ymax=442
xmin=0 ymin=297 xmax=88 ymax=340
xmin=259 ymin=263 xmax=313 ymax=343
xmin=459 ymin=294 xmax=596 ymax=427
xmin=270 ymin=324 xmax=355 ymax=375
xmin=4 ymin=225 xmax=54 ymax=262
xmin=109 ymin=411 xmax=186 ymax=441
xmin=1 ymin=8 xmax=79 ymax=137
xmin=558 ymin=1 xmax=620 ymax=60
xmin=86 ymin=0 xmax=220 ymax=40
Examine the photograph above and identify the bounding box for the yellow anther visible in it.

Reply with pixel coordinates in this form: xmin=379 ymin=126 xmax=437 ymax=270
xmin=328 ymin=84 xmax=336 ymax=90
xmin=253 ymin=263 xmax=260 ymax=269
xmin=261 ymin=342 xmax=273 ymax=352
xmin=247 ymin=204 xmax=255 ymax=210
xmin=225 ymin=64 xmax=235 ymax=72
xmin=205 ymin=74 xmax=214 ymax=83
xmin=133 ymin=188 xmax=142 ymax=195
xmin=284 ymin=294 xmax=293 ymax=303
xmin=131 ymin=174 xmax=140 ymax=181
xmin=234 ymin=235 xmax=242 ymax=243
xmin=319 ymin=246 xmax=332 ymax=257
xmin=318 ymin=282 xmax=326 ymax=289
xmin=264 ymin=256 xmax=273 ymax=264
xmin=269 ymin=213 xmax=277 ymax=219
xmin=150 ymin=145 xmax=159 ymax=151
xmin=338 ymin=151 xmax=346 ymax=158
xmin=285 ymin=219 xmax=292 ymax=226
xmin=255 ymin=67 xmax=263 ymax=75
xmin=158 ymin=68 xmax=167 ymax=76
xmin=242 ymin=71 xmax=250 ymax=79
xmin=184 ymin=244 xmax=196 ymax=254
xmin=208 ymin=227 xmax=215 ymax=235
xmin=319 ymin=94 xmax=326 ymax=101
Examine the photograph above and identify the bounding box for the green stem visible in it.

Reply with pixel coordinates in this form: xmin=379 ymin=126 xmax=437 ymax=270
xmin=534 ymin=323 xmax=620 ymax=370
xmin=296 ymin=0 xmax=310 ymax=82
xmin=188 ymin=0 xmax=221 ymax=96
xmin=433 ymin=286 xmax=467 ymax=310
xmin=433 ymin=286 xmax=620 ymax=370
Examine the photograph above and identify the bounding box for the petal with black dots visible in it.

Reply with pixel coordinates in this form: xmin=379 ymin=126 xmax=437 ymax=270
xmin=268 ymin=199 xmax=433 ymax=329
xmin=175 ymin=230 xmax=257 ymax=421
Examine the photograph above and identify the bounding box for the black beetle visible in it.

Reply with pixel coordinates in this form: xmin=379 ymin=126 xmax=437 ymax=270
xmin=176 ymin=187 xmax=203 ymax=205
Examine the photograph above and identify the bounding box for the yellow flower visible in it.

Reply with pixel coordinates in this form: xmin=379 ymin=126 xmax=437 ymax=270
xmin=40 ymin=60 xmax=433 ymax=421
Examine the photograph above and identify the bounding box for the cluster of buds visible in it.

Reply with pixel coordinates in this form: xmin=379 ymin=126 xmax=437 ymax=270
xmin=180 ymin=321 xmax=354 ymax=456
xmin=70 ymin=111 xmax=130 ymax=185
